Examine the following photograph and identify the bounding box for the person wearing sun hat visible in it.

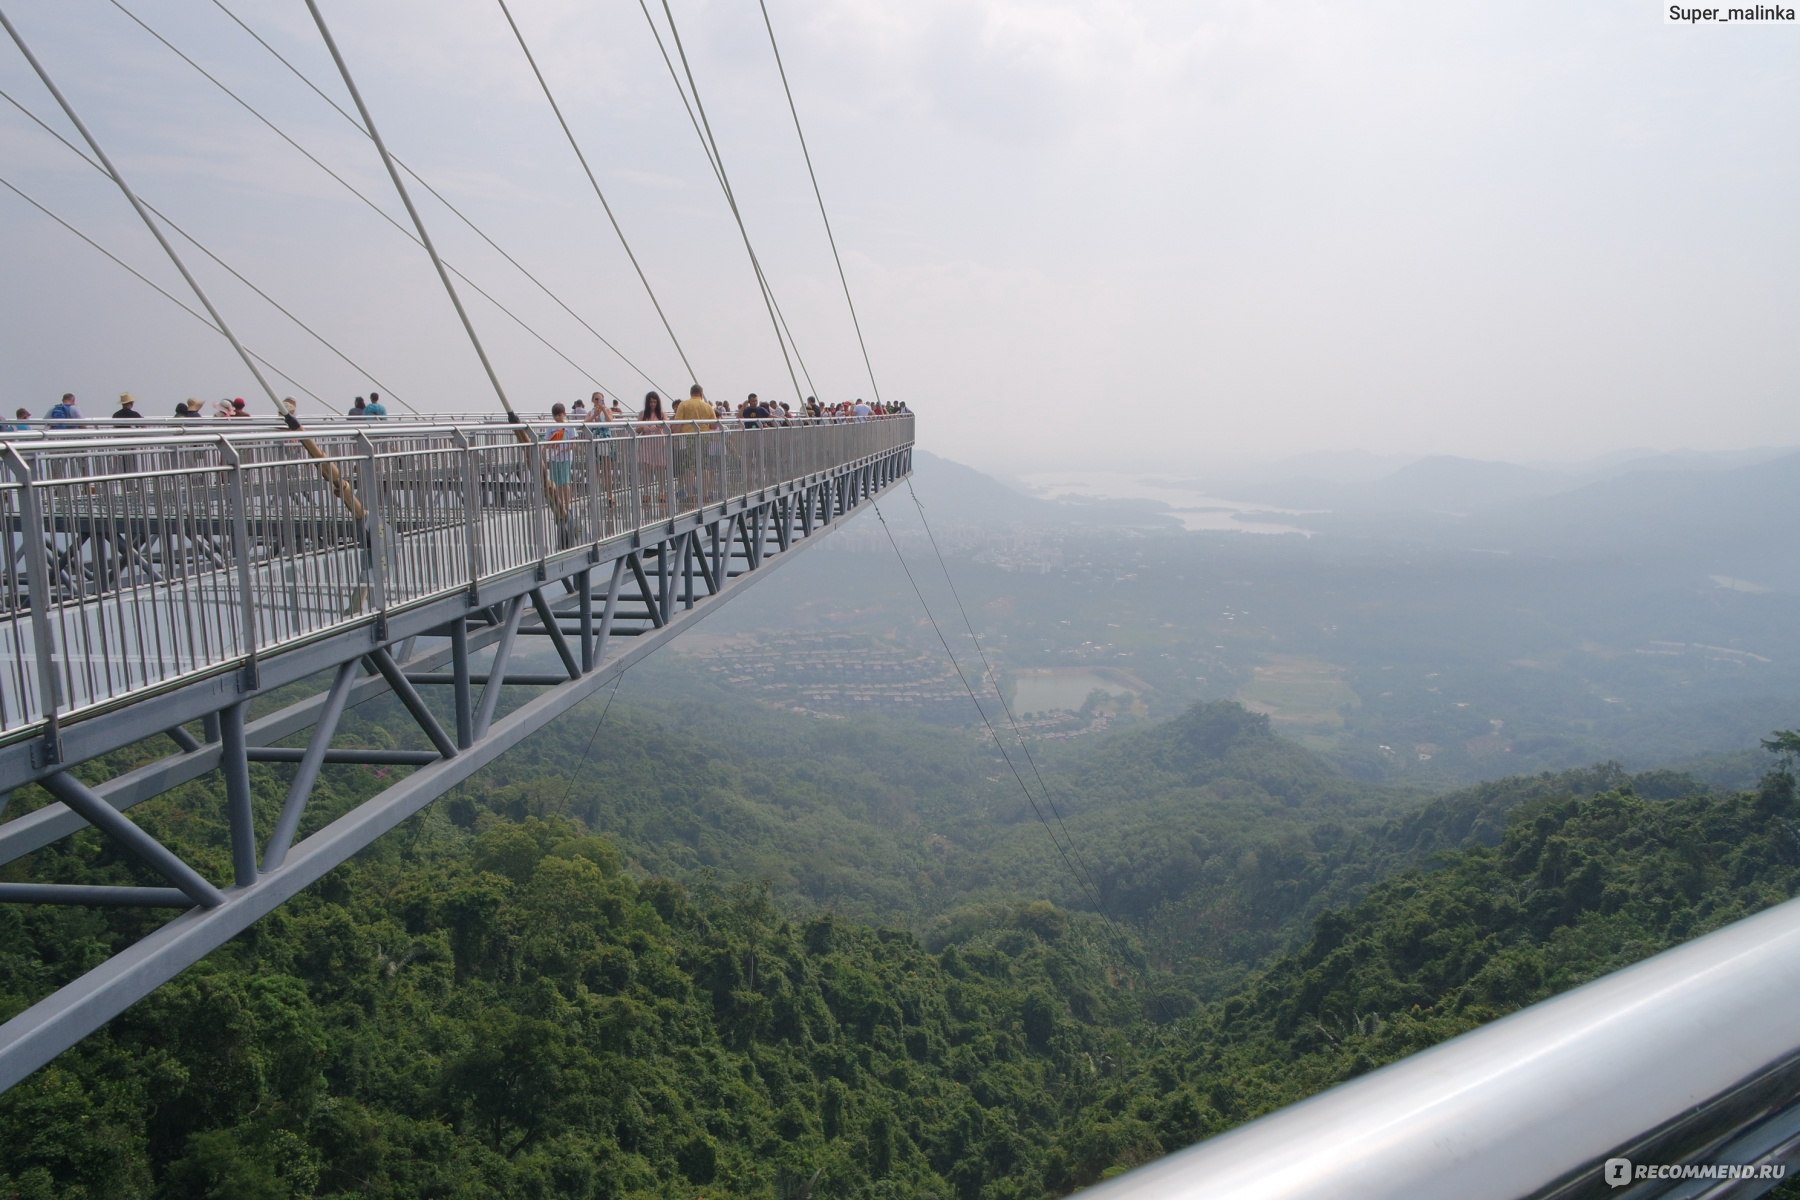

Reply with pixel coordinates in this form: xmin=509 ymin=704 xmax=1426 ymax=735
xmin=112 ymin=393 xmax=143 ymax=420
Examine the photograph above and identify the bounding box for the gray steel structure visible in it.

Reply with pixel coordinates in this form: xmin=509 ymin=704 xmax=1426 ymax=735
xmin=1080 ymin=891 xmax=1800 ymax=1199
xmin=0 ymin=414 xmax=913 ymax=1090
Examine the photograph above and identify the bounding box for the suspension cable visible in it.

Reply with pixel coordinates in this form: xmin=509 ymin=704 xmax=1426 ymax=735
xmin=206 ymin=0 xmax=668 ymax=400
xmin=904 ymin=479 xmax=1107 ymax=905
xmin=1 ymin=87 xmax=411 ymax=414
xmin=106 ymin=0 xmax=620 ymax=405
xmin=0 ymin=6 xmax=285 ymax=419
xmin=0 ymin=174 xmax=323 ymax=406
xmin=633 ymin=0 xmax=819 ymax=402
xmin=304 ymin=0 xmax=517 ymax=421
xmin=495 ymin=0 xmax=698 ymax=388
xmin=868 ymin=498 xmax=1111 ymax=919
xmin=653 ymin=0 xmax=806 ymax=404
xmin=756 ymin=0 xmax=884 ymax=406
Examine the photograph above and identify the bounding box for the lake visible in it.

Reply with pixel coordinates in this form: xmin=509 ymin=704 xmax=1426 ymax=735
xmin=1017 ymin=471 xmax=1318 ymax=535
xmin=1010 ymin=669 xmax=1141 ymax=714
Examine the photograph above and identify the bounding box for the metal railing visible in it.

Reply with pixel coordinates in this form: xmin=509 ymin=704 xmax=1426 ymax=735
xmin=1083 ymin=891 xmax=1800 ymax=1200
xmin=0 ymin=414 xmax=912 ymax=740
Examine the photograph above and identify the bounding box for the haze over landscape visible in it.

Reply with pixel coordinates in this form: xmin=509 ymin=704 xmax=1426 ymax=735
xmin=4 ymin=2 xmax=1800 ymax=1197
xmin=4 ymin=0 xmax=1799 ymax=471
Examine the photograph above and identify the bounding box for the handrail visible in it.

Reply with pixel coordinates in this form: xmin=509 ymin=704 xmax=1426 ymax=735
xmin=0 ymin=414 xmax=913 ymax=741
xmin=1082 ymin=893 xmax=1800 ymax=1199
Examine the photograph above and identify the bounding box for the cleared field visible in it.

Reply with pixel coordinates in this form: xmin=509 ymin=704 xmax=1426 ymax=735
xmin=1235 ymin=655 xmax=1360 ymax=742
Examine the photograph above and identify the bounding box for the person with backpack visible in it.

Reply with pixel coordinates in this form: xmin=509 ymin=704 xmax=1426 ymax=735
xmin=46 ymin=393 xmax=80 ymax=425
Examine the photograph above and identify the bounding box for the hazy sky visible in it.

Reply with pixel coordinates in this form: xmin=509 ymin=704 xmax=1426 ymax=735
xmin=2 ymin=0 xmax=1796 ymax=474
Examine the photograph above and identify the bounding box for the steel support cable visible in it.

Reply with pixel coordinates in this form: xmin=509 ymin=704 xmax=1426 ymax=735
xmin=0 ymin=174 xmax=323 ymax=405
xmin=1 ymin=5 xmax=371 ymax=528
xmin=104 ymin=0 xmax=604 ymax=410
xmin=304 ymin=0 xmax=518 ymax=422
xmin=869 ymin=499 xmax=1110 ymax=920
xmin=494 ymin=0 xmax=698 ymax=391
xmin=0 ymin=6 xmax=286 ymax=419
xmin=550 ymin=669 xmax=628 ymax=816
xmin=904 ymin=479 xmax=1107 ymax=906
xmin=756 ymin=0 xmax=884 ymax=407
xmin=633 ymin=0 xmax=820 ymax=402
xmin=654 ymin=0 xmax=808 ymax=405
xmin=205 ymin=0 xmax=667 ymax=401
xmin=0 ymin=87 xmax=407 ymax=414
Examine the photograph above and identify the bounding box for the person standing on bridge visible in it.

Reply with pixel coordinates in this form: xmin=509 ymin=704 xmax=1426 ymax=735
xmin=6 ymin=407 xmax=28 ymax=432
xmin=348 ymin=396 xmax=367 ymax=418
xmin=112 ymin=393 xmax=143 ymax=421
xmin=365 ymin=392 xmax=388 ymax=419
xmin=545 ymin=402 xmax=574 ymax=511
xmin=674 ymin=384 xmax=716 ymax=431
xmin=585 ymin=391 xmax=616 ymax=509
xmin=46 ymin=393 xmax=80 ymax=425
xmin=175 ymin=398 xmax=201 ymax=418
xmin=636 ymin=391 xmax=669 ymax=513
xmin=673 ymin=385 xmax=716 ymax=507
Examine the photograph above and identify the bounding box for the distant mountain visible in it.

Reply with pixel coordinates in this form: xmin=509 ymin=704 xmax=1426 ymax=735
xmin=1220 ymin=455 xmax=1570 ymax=519
xmin=1576 ymin=445 xmax=1800 ymax=481
xmin=909 ymin=449 xmax=1058 ymax=523
xmin=1354 ymin=455 xmax=1567 ymax=514
xmin=1465 ymin=450 xmax=1800 ymax=566
xmin=1220 ymin=449 xmax=1416 ymax=487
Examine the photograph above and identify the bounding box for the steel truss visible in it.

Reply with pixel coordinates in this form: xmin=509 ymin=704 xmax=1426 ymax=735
xmin=0 ymin=425 xmax=911 ymax=1091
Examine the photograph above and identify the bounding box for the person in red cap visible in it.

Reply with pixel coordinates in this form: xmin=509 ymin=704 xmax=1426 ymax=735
xmin=229 ymin=398 xmax=249 ymax=418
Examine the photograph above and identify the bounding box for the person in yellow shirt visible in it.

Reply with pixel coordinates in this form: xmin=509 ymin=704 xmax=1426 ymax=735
xmin=672 ymin=383 xmax=716 ymax=431
xmin=669 ymin=384 xmax=716 ymax=505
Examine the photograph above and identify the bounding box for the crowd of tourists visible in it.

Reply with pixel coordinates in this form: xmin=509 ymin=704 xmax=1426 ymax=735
xmin=545 ymin=385 xmax=906 ymax=431
xmin=5 ymin=385 xmax=907 ymax=435
xmin=5 ymin=392 xmax=308 ymax=430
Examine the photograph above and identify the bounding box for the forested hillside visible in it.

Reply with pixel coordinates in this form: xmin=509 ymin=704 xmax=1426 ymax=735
xmin=1038 ymin=755 xmax=1800 ymax=1193
xmin=3 ymin=702 xmax=1796 ymax=1198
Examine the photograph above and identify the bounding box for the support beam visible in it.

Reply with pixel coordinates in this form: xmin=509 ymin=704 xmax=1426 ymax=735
xmin=36 ymin=773 xmax=225 ymax=908
xmin=0 ymin=884 xmax=193 ymax=908
xmin=364 ymin=648 xmax=457 ymax=759
xmin=220 ymin=702 xmax=257 ymax=889
xmin=263 ymin=660 xmax=358 ymax=872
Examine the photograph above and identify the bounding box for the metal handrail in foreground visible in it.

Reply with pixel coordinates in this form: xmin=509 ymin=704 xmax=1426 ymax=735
xmin=0 ymin=415 xmax=912 ymax=742
xmin=1085 ymin=893 xmax=1800 ymax=1199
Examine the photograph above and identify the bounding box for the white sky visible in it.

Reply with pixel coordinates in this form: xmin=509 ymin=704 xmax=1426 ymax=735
xmin=1 ymin=0 xmax=1796 ymax=474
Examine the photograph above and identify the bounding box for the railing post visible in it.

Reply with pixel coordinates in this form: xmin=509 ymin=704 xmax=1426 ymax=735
xmin=3 ymin=446 xmax=62 ymax=761
xmin=215 ymin=438 xmax=260 ymax=687
xmin=625 ymin=432 xmax=642 ymax=532
xmin=355 ymin=432 xmax=388 ymax=620
xmin=453 ymin=428 xmax=481 ymax=598
xmin=523 ymin=425 xmax=549 ymax=564
xmin=696 ymin=428 xmax=706 ymax=513
xmin=583 ymin=427 xmax=600 ymax=545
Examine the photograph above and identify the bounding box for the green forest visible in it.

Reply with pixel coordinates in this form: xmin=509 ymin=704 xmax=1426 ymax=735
xmin=3 ymin=692 xmax=1798 ymax=1198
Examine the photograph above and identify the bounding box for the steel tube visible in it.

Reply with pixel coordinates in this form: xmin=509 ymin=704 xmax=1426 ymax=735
xmin=249 ymin=748 xmax=442 ymax=765
xmin=0 ymin=884 xmax=192 ymax=908
xmin=262 ymin=659 xmax=358 ymax=872
xmin=36 ymin=772 xmax=225 ymax=908
xmin=219 ymin=702 xmax=257 ymax=888
xmin=1080 ymin=896 xmax=1800 ymax=1200
xmin=364 ymin=648 xmax=455 ymax=759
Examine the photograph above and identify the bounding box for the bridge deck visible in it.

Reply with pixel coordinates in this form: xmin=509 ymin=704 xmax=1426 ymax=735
xmin=2 ymin=417 xmax=909 ymax=743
